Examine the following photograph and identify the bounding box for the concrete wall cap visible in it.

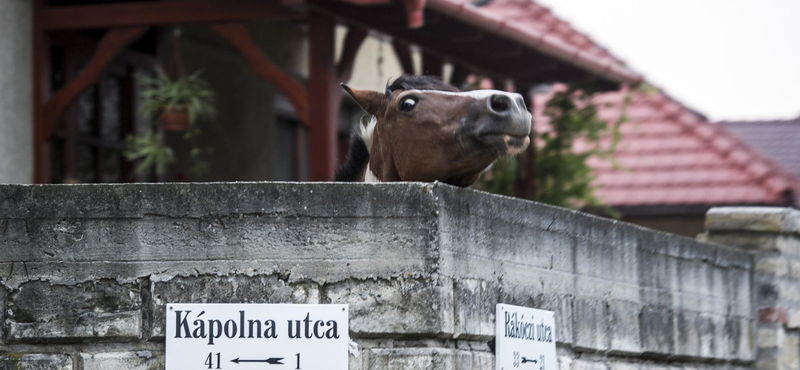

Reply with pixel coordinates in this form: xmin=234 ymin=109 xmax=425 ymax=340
xmin=706 ymin=207 xmax=800 ymax=234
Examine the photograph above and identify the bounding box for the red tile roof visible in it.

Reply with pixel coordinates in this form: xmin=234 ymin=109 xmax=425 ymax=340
xmin=427 ymin=0 xmax=641 ymax=85
xmin=373 ymin=0 xmax=797 ymax=209
xmin=467 ymin=0 xmax=625 ymax=68
xmin=437 ymin=0 xmax=796 ymax=209
xmin=534 ymin=88 xmax=799 ymax=208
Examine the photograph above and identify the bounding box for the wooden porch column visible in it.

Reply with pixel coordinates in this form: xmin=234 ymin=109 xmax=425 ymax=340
xmin=392 ymin=39 xmax=415 ymax=75
xmin=421 ymin=50 xmax=443 ymax=78
xmin=308 ymin=12 xmax=337 ymax=181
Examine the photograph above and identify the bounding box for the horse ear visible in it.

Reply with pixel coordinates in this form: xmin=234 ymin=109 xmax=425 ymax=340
xmin=341 ymin=84 xmax=386 ymax=116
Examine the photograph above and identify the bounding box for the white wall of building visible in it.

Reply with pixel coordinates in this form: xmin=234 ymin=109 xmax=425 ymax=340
xmin=0 ymin=0 xmax=33 ymax=184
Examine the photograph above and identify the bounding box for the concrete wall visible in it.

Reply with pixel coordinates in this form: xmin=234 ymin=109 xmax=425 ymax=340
xmin=0 ymin=182 xmax=755 ymax=370
xmin=703 ymin=207 xmax=800 ymax=370
xmin=0 ymin=0 xmax=33 ymax=184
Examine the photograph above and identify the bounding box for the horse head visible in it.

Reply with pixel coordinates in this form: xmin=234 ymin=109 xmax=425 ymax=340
xmin=336 ymin=75 xmax=531 ymax=187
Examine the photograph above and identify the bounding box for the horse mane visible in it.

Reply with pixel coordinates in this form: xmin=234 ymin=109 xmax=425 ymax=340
xmin=384 ymin=74 xmax=459 ymax=99
xmin=335 ymin=75 xmax=458 ymax=182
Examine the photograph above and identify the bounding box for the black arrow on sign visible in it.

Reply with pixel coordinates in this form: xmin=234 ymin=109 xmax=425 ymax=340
xmin=231 ymin=358 xmax=284 ymax=365
xmin=521 ymin=357 xmax=538 ymax=364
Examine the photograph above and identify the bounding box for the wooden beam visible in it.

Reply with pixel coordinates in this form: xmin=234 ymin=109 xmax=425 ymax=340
xmin=391 ymin=39 xmax=416 ymax=75
xmin=449 ymin=63 xmax=470 ymax=88
xmin=308 ymin=12 xmax=337 ymax=181
xmin=209 ymin=23 xmax=310 ymax=124
xmin=42 ymin=27 xmax=148 ymax=139
xmin=332 ymin=25 xmax=368 ymax=108
xmin=336 ymin=26 xmax=369 ymax=83
xmin=50 ymin=31 xmax=159 ymax=69
xmin=338 ymin=0 xmax=391 ymax=4
xmin=42 ymin=0 xmax=303 ymax=30
xmin=422 ymin=50 xmax=443 ymax=78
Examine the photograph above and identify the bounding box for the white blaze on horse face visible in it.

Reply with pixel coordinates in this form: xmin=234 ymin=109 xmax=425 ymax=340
xmin=396 ymin=89 xmax=527 ymax=110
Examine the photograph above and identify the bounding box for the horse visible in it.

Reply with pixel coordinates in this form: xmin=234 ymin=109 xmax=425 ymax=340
xmin=335 ymin=75 xmax=532 ymax=187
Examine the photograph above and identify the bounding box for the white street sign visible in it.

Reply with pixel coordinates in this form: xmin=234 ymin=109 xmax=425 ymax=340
xmin=166 ymin=304 xmax=349 ymax=370
xmin=496 ymin=304 xmax=556 ymax=370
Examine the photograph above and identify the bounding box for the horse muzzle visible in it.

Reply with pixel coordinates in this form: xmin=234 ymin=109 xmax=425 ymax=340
xmin=471 ymin=93 xmax=532 ymax=154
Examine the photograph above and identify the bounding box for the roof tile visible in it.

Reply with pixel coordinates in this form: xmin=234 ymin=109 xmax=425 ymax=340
xmin=463 ymin=0 xmax=639 ymax=83
xmin=536 ymin=88 xmax=798 ymax=208
xmin=720 ymin=118 xmax=800 ymax=179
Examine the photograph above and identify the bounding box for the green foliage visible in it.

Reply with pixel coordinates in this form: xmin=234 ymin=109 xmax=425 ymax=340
xmin=475 ymin=157 xmax=520 ymax=197
xmin=124 ymin=69 xmax=216 ymax=178
xmin=535 ymin=87 xmax=627 ymax=212
xmin=123 ymin=131 xmax=174 ymax=176
xmin=184 ymin=127 xmax=211 ymax=178
xmin=137 ymin=68 xmax=216 ymax=124
xmin=475 ymin=85 xmax=629 ymax=216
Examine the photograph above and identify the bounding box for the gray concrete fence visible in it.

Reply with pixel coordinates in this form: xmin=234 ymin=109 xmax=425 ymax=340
xmin=0 ymin=182 xmax=795 ymax=370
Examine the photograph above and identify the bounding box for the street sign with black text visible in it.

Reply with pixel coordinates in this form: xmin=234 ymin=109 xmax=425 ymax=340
xmin=166 ymin=303 xmax=349 ymax=370
xmin=496 ymin=304 xmax=556 ymax=370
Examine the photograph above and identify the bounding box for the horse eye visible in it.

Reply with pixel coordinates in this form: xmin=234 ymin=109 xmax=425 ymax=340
xmin=399 ymin=97 xmax=418 ymax=112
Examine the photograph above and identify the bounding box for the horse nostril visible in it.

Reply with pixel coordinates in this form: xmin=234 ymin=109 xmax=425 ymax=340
xmin=489 ymin=94 xmax=511 ymax=113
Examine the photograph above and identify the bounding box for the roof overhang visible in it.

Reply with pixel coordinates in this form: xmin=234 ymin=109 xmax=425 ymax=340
xmin=312 ymin=0 xmax=642 ymax=89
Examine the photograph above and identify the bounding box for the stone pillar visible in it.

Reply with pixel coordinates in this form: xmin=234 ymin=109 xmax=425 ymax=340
xmin=702 ymin=207 xmax=800 ymax=370
xmin=0 ymin=0 xmax=34 ymax=184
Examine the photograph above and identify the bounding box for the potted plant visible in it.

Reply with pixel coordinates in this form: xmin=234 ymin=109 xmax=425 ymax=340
xmin=123 ymin=131 xmax=175 ymax=176
xmin=138 ymin=68 xmax=216 ymax=131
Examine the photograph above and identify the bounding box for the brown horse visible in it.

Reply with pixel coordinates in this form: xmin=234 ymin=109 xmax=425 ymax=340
xmin=336 ymin=75 xmax=531 ymax=187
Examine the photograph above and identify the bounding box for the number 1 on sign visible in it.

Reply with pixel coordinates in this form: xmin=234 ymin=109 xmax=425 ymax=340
xmin=206 ymin=352 xmax=221 ymax=369
xmin=295 ymin=353 xmax=301 ymax=369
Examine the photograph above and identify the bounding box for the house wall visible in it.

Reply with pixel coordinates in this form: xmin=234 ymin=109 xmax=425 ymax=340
xmin=0 ymin=182 xmax=756 ymax=370
xmin=337 ymin=27 xmax=420 ymax=92
xmin=0 ymin=0 xmax=33 ymax=184
xmin=0 ymin=8 xmax=426 ymax=184
xmin=622 ymin=215 xmax=707 ymax=238
xmin=157 ymin=23 xmax=411 ymax=182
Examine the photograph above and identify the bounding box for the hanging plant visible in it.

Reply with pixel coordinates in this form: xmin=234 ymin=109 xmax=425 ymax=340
xmin=123 ymin=28 xmax=215 ymax=180
xmin=137 ymin=68 xmax=216 ymax=131
xmin=123 ymin=131 xmax=175 ymax=176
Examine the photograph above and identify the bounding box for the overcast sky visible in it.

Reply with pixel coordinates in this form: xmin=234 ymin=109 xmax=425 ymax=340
xmin=534 ymin=0 xmax=800 ymax=122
